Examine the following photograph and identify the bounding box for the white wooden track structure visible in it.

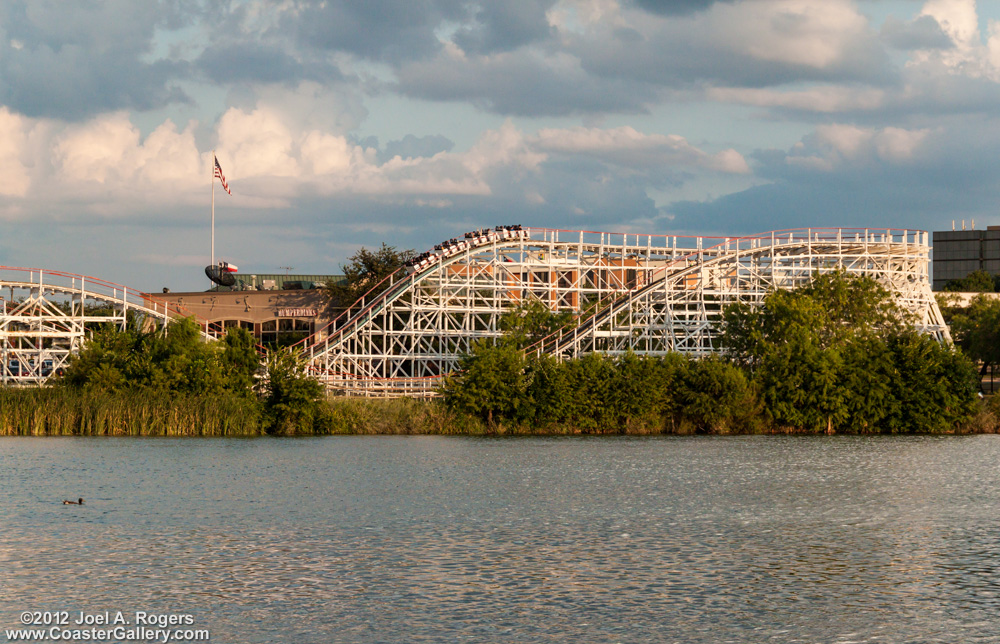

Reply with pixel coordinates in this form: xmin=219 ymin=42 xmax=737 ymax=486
xmin=0 ymin=267 xmax=188 ymax=386
xmin=304 ymin=227 xmax=948 ymax=397
xmin=0 ymin=228 xmax=947 ymax=393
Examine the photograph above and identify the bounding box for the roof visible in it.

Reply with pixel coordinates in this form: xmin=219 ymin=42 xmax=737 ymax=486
xmin=211 ymin=273 xmax=346 ymax=292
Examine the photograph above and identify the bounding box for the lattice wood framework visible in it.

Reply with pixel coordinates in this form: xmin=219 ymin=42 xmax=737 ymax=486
xmin=306 ymin=227 xmax=948 ymax=397
xmin=0 ymin=267 xmax=185 ymax=386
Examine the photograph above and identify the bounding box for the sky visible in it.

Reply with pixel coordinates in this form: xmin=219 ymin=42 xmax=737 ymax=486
xmin=2 ymin=0 xmax=1000 ymax=292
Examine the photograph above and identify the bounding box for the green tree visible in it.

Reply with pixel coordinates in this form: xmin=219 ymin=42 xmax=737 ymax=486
xmin=678 ymin=356 xmax=759 ymax=433
xmin=221 ymin=327 xmax=261 ymax=396
xmin=839 ymin=336 xmax=899 ymax=432
xmin=442 ymin=341 xmax=529 ymax=427
xmin=59 ymin=318 xmax=263 ymax=398
xmin=611 ymin=352 xmax=657 ymax=429
xmin=949 ymin=294 xmax=1000 ymax=372
xmin=887 ymin=331 xmax=979 ymax=432
xmin=524 ymin=353 xmax=572 ymax=426
xmin=261 ymin=347 xmax=325 ymax=433
xmin=324 ymin=243 xmax=415 ymax=308
xmin=720 ymin=271 xmax=971 ymax=432
xmin=498 ymin=300 xmax=575 ymax=350
xmin=944 ymin=269 xmax=996 ymax=293
xmin=563 ymin=352 xmax=617 ymax=431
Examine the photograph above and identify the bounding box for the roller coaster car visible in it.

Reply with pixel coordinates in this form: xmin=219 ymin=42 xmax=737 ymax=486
xmin=205 ymin=261 xmax=239 ymax=287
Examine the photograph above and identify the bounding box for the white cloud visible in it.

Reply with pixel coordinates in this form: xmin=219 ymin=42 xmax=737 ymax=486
xmin=55 ymin=113 xmax=143 ymax=184
xmin=920 ymin=0 xmax=980 ymax=50
xmin=787 ymin=123 xmax=931 ymax=170
xmin=217 ymin=106 xmax=301 ymax=179
xmin=0 ymin=107 xmax=32 ymax=197
xmin=464 ymin=119 xmax=547 ymax=175
xmin=547 ymin=0 xmax=625 ymax=33
xmin=706 ymin=86 xmax=886 ymax=113
xmin=874 ymin=126 xmax=930 ymax=162
xmin=910 ymin=0 xmax=1000 ymax=81
xmin=710 ymin=0 xmax=871 ymax=69
xmin=530 ymin=125 xmax=749 ymax=173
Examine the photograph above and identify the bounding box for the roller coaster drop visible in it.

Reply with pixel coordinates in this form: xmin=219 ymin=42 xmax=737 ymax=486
xmin=1 ymin=227 xmax=948 ymax=395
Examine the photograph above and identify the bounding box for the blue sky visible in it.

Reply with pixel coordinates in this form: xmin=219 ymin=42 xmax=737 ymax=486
xmin=1 ymin=0 xmax=999 ymax=291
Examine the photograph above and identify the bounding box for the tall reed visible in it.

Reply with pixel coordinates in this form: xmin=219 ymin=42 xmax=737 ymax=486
xmin=0 ymin=388 xmax=265 ymax=436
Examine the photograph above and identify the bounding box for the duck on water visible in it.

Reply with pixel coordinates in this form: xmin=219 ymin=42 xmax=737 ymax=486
xmin=62 ymin=498 xmax=84 ymax=505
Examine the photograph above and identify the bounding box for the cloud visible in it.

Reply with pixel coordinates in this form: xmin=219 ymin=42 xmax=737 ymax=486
xmin=906 ymin=0 xmax=1000 ymax=81
xmin=627 ymin=0 xmax=737 ymax=16
xmin=196 ymin=42 xmax=310 ymax=85
xmin=530 ymin=125 xmax=749 ymax=173
xmin=565 ymin=0 xmax=892 ymax=90
xmin=0 ymin=107 xmax=33 ymax=197
xmin=0 ymin=1 xmax=193 ymax=120
xmin=288 ymin=0 xmax=467 ymax=63
xmin=782 ymin=124 xmax=930 ymax=173
xmin=379 ymin=134 xmax=455 ymax=164
xmin=666 ymin=115 xmax=1000 ymax=237
xmin=881 ymin=14 xmax=953 ymax=51
xmin=706 ymin=85 xmax=887 ymax=113
xmin=393 ymin=0 xmax=894 ymax=117
xmin=453 ymin=0 xmax=558 ymax=54
xmin=395 ymin=44 xmax=660 ymax=116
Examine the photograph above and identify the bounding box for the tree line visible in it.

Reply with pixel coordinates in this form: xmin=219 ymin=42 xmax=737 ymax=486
xmin=4 ymin=268 xmax=994 ymax=436
xmin=10 ymin=317 xmax=326 ymax=435
xmin=443 ymin=272 xmax=984 ymax=434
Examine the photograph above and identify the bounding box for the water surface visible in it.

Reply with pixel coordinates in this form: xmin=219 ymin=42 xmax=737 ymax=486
xmin=2 ymin=436 xmax=999 ymax=643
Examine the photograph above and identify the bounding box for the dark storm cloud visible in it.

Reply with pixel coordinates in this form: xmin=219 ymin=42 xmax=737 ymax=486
xmin=286 ymin=0 xmax=468 ymax=63
xmin=880 ymin=15 xmax=953 ymax=51
xmin=0 ymin=0 xmax=196 ymax=120
xmin=393 ymin=1 xmax=895 ymax=117
xmin=396 ymin=51 xmax=661 ymax=116
xmin=452 ymin=0 xmax=557 ymax=55
xmin=629 ymin=0 xmax=737 ymax=16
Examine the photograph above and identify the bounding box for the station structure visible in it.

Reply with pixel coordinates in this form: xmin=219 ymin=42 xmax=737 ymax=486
xmin=2 ymin=227 xmax=948 ymax=395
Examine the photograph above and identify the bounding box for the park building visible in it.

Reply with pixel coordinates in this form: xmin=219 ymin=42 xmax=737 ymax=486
xmin=932 ymin=223 xmax=1000 ymax=291
xmin=145 ymin=272 xmax=343 ymax=346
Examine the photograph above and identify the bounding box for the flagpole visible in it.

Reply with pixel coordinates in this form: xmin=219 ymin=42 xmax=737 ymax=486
xmin=211 ymin=150 xmax=216 ymax=270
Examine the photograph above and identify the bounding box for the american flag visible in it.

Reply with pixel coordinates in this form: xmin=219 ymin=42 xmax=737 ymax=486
xmin=214 ymin=156 xmax=231 ymax=195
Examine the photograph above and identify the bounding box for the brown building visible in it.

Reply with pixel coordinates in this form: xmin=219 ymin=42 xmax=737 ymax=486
xmin=145 ymin=273 xmax=343 ymax=345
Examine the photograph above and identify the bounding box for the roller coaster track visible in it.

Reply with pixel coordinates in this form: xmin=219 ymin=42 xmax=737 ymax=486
xmin=305 ymin=227 xmax=948 ymax=397
xmin=0 ymin=266 xmax=197 ymax=386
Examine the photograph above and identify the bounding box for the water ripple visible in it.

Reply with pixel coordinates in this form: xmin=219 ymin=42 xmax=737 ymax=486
xmin=2 ymin=435 xmax=1000 ymax=642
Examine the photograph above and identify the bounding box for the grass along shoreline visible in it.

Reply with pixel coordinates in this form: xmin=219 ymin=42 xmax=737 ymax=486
xmin=2 ymin=389 xmax=998 ymax=436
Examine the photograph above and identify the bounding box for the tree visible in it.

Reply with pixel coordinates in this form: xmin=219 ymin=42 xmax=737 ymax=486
xmin=324 ymin=243 xmax=415 ymax=308
xmin=441 ymin=341 xmax=529 ymax=427
xmin=944 ymin=270 xmax=996 ymax=293
xmin=678 ymin=356 xmax=760 ymax=433
xmin=261 ymin=347 xmax=325 ymax=433
xmin=524 ymin=353 xmax=572 ymax=426
xmin=887 ymin=331 xmax=979 ymax=432
xmin=499 ymin=300 xmax=575 ymax=350
xmin=949 ymin=294 xmax=1000 ymax=372
xmin=221 ymin=327 xmax=261 ymax=396
xmin=721 ymin=271 xmax=974 ymax=432
xmin=563 ymin=352 xmax=617 ymax=431
xmin=58 ymin=318 xmax=261 ymax=398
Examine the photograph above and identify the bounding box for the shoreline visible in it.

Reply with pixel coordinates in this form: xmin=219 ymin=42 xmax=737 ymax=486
xmin=2 ymin=391 xmax=997 ymax=437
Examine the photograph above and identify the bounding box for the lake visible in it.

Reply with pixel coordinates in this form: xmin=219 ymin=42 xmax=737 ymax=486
xmin=2 ymin=435 xmax=999 ymax=643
